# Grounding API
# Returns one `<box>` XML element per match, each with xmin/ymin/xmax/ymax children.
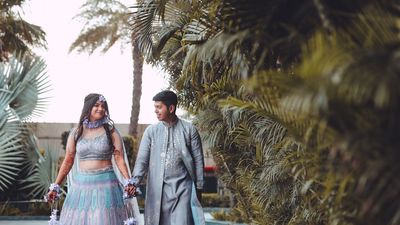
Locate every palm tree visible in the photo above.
<box><xmin>0</xmin><ymin>0</ymin><xmax>47</xmax><ymax>62</ymax></box>
<box><xmin>129</xmin><ymin>37</ymin><xmax>143</xmax><ymax>137</ymax></box>
<box><xmin>0</xmin><ymin>54</ymin><xmax>50</xmax><ymax>199</ymax></box>
<box><xmin>69</xmin><ymin>0</ymin><xmax>144</xmax><ymax>138</ymax></box>
<box><xmin>0</xmin><ymin>0</ymin><xmax>49</xmax><ymax>200</ymax></box>
<box><xmin>133</xmin><ymin>1</ymin><xmax>400</xmax><ymax>224</ymax></box>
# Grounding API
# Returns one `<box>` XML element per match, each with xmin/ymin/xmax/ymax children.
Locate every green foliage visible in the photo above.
<box><xmin>0</xmin><ymin>200</ymin><xmax>64</xmax><ymax>216</ymax></box>
<box><xmin>21</xmin><ymin>147</ymin><xmax>64</xmax><ymax>199</ymax></box>
<box><xmin>69</xmin><ymin>0</ymin><xmax>131</xmax><ymax>54</ymax></box>
<box><xmin>212</xmin><ymin>209</ymin><xmax>245</xmax><ymax>223</ymax></box>
<box><xmin>0</xmin><ymin>0</ymin><xmax>47</xmax><ymax>61</ymax></box>
<box><xmin>202</xmin><ymin>193</ymin><xmax>231</xmax><ymax>208</ymax></box>
<box><xmin>0</xmin><ymin>54</ymin><xmax>50</xmax><ymax>199</ymax></box>
<box><xmin>0</xmin><ymin>202</ymin><xmax>22</xmax><ymax>216</ymax></box>
<box><xmin>123</xmin><ymin>135</ymin><xmax>140</xmax><ymax>171</ymax></box>
<box><xmin>61</xmin><ymin>131</ymin><xmax>70</xmax><ymax>150</ymax></box>
<box><xmin>134</xmin><ymin>0</ymin><xmax>400</xmax><ymax>225</ymax></box>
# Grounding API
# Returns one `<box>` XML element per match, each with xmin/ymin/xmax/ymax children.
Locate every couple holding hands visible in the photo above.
<box><xmin>46</xmin><ymin>90</ymin><xmax>205</xmax><ymax>225</ymax></box>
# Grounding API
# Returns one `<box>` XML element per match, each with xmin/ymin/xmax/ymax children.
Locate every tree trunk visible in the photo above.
<box><xmin>128</xmin><ymin>39</ymin><xmax>144</xmax><ymax>137</ymax></box>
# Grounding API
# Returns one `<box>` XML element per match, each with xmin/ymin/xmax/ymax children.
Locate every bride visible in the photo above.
<box><xmin>46</xmin><ymin>93</ymin><xmax>141</xmax><ymax>225</ymax></box>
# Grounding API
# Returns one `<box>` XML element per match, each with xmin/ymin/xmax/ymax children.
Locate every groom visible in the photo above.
<box><xmin>132</xmin><ymin>90</ymin><xmax>205</xmax><ymax>225</ymax></box>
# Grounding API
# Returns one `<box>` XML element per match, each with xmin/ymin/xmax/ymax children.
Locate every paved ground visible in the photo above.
<box><xmin>0</xmin><ymin>213</ymin><xmax>216</xmax><ymax>225</ymax></box>
<box><xmin>0</xmin><ymin>214</ymin><xmax>145</xmax><ymax>225</ymax></box>
<box><xmin>0</xmin><ymin>221</ymin><xmax>46</xmax><ymax>225</ymax></box>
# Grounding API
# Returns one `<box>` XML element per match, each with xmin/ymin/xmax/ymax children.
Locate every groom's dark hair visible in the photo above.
<box><xmin>153</xmin><ymin>90</ymin><xmax>178</xmax><ymax>112</ymax></box>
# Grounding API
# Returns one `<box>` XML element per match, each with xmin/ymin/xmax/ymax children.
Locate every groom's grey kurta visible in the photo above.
<box><xmin>132</xmin><ymin>118</ymin><xmax>205</xmax><ymax>225</ymax></box>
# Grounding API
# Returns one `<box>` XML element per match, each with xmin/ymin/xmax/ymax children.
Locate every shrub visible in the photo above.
<box><xmin>201</xmin><ymin>193</ymin><xmax>230</xmax><ymax>208</ymax></box>
<box><xmin>211</xmin><ymin>209</ymin><xmax>245</xmax><ymax>223</ymax></box>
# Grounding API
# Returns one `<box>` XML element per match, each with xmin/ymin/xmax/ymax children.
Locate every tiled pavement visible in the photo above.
<box><xmin>0</xmin><ymin>220</ymin><xmax>46</xmax><ymax>225</ymax></box>
<box><xmin>0</xmin><ymin>213</ymin><xmax>219</xmax><ymax>225</ymax></box>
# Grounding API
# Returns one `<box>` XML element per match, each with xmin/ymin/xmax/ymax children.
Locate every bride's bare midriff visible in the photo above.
<box><xmin>79</xmin><ymin>160</ymin><xmax>112</xmax><ymax>171</ymax></box>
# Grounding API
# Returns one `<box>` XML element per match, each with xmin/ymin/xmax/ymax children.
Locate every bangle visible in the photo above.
<box><xmin>122</xmin><ymin>177</ymin><xmax>142</xmax><ymax>199</ymax></box>
<box><xmin>44</xmin><ymin>183</ymin><xmax>62</xmax><ymax>202</ymax></box>
<box><xmin>49</xmin><ymin>183</ymin><xmax>61</xmax><ymax>193</ymax></box>
<box><xmin>123</xmin><ymin>177</ymin><xmax>139</xmax><ymax>187</ymax></box>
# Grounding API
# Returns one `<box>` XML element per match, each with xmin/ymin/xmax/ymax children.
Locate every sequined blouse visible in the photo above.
<box><xmin>76</xmin><ymin>132</ymin><xmax>112</xmax><ymax>161</ymax></box>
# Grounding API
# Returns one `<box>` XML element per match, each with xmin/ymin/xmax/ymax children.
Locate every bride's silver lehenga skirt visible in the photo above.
<box><xmin>59</xmin><ymin>167</ymin><xmax>128</xmax><ymax>225</ymax></box>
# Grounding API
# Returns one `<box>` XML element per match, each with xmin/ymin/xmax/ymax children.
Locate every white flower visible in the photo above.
<box><xmin>48</xmin><ymin>209</ymin><xmax>59</xmax><ymax>225</ymax></box>
<box><xmin>124</xmin><ymin>217</ymin><xmax>137</xmax><ymax>225</ymax></box>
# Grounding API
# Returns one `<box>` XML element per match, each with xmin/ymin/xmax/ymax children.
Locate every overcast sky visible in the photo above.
<box><xmin>23</xmin><ymin>0</ymin><xmax>169</xmax><ymax>124</ymax></box>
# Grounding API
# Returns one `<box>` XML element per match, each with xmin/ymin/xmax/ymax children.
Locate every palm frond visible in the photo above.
<box><xmin>4</xmin><ymin>55</ymin><xmax>50</xmax><ymax>120</ymax></box>
<box><xmin>0</xmin><ymin>131</ymin><xmax>24</xmax><ymax>191</ymax></box>
<box><xmin>20</xmin><ymin>147</ymin><xmax>62</xmax><ymax>199</ymax></box>
<box><xmin>70</xmin><ymin>25</ymin><xmax>123</xmax><ymax>54</ymax></box>
<box><xmin>132</xmin><ymin>1</ymin><xmax>158</xmax><ymax>56</ymax></box>
<box><xmin>133</xmin><ymin>0</ymin><xmax>195</xmax><ymax>58</ymax></box>
<box><xmin>134</xmin><ymin>0</ymin><xmax>400</xmax><ymax>224</ymax></box>
<box><xmin>0</xmin><ymin>6</ymin><xmax>47</xmax><ymax>61</ymax></box>
<box><xmin>70</xmin><ymin>0</ymin><xmax>131</xmax><ymax>54</ymax></box>
<box><xmin>18</xmin><ymin>129</ymin><xmax>41</xmax><ymax>173</ymax></box>
<box><xmin>0</xmin><ymin>53</ymin><xmax>49</xmax><ymax>195</ymax></box>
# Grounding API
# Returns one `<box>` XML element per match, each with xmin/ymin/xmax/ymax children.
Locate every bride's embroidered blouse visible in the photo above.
<box><xmin>76</xmin><ymin>132</ymin><xmax>112</xmax><ymax>161</ymax></box>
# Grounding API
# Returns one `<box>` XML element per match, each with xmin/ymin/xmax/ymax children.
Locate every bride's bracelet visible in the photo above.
<box><xmin>123</xmin><ymin>177</ymin><xmax>142</xmax><ymax>199</ymax></box>
<box><xmin>44</xmin><ymin>183</ymin><xmax>62</xmax><ymax>202</ymax></box>
<box><xmin>123</xmin><ymin>177</ymin><xmax>139</xmax><ymax>188</ymax></box>
<box><xmin>124</xmin><ymin>217</ymin><xmax>137</xmax><ymax>225</ymax></box>
<box><xmin>49</xmin><ymin>183</ymin><xmax>61</xmax><ymax>193</ymax></box>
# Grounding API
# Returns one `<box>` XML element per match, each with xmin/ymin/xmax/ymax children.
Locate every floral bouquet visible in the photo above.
<box><xmin>44</xmin><ymin>183</ymin><xmax>62</xmax><ymax>225</ymax></box>
<box><xmin>48</xmin><ymin>207</ymin><xmax>60</xmax><ymax>225</ymax></box>
<box><xmin>123</xmin><ymin>198</ymin><xmax>138</xmax><ymax>225</ymax></box>
<box><xmin>124</xmin><ymin>217</ymin><xmax>137</xmax><ymax>225</ymax></box>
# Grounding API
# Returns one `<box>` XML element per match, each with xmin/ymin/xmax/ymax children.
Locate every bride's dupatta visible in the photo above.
<box><xmin>67</xmin><ymin>127</ymin><xmax>142</xmax><ymax>225</ymax></box>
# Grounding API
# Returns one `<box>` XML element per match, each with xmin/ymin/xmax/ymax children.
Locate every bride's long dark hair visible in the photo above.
<box><xmin>74</xmin><ymin>93</ymin><xmax>115</xmax><ymax>151</ymax></box>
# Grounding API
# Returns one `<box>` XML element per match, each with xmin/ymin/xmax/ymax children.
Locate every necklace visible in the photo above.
<box><xmin>83</xmin><ymin>117</ymin><xmax>108</xmax><ymax>129</ymax></box>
